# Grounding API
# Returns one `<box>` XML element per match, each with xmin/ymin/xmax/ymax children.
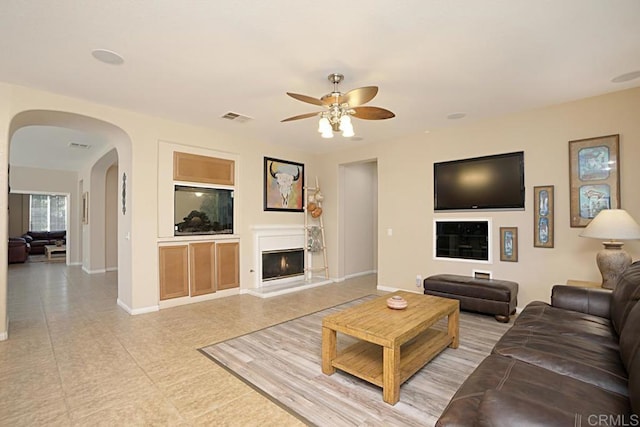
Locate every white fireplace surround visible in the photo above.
<box><xmin>252</xmin><ymin>225</ymin><xmax>306</xmax><ymax>288</ymax></box>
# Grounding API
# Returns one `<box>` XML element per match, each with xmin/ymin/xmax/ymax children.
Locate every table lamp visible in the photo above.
<box><xmin>580</xmin><ymin>209</ymin><xmax>640</xmax><ymax>289</ymax></box>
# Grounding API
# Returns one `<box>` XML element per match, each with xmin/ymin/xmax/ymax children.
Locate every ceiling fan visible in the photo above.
<box><xmin>281</xmin><ymin>73</ymin><xmax>395</xmax><ymax>138</ymax></box>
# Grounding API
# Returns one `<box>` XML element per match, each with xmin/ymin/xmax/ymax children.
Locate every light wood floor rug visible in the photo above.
<box><xmin>200</xmin><ymin>296</ymin><xmax>511</xmax><ymax>427</ymax></box>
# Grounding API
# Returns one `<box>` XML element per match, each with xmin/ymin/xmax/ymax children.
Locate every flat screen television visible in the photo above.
<box><xmin>434</xmin><ymin>151</ymin><xmax>525</xmax><ymax>211</ymax></box>
<box><xmin>174</xmin><ymin>185</ymin><xmax>234</xmax><ymax>235</ymax></box>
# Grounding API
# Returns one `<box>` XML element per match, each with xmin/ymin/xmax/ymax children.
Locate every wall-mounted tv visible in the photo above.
<box><xmin>434</xmin><ymin>151</ymin><xmax>525</xmax><ymax>211</ymax></box>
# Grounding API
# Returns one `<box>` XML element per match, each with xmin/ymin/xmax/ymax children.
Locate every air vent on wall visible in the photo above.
<box><xmin>221</xmin><ymin>112</ymin><xmax>252</xmax><ymax>123</ymax></box>
<box><xmin>68</xmin><ymin>142</ymin><xmax>92</xmax><ymax>149</ymax></box>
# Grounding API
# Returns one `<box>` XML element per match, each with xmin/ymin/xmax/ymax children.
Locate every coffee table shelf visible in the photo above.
<box><xmin>322</xmin><ymin>291</ymin><xmax>459</xmax><ymax>404</ymax></box>
<box><xmin>332</xmin><ymin>329</ymin><xmax>452</xmax><ymax>387</ymax></box>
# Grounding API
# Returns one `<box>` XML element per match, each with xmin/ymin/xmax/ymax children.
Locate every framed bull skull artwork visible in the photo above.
<box><xmin>264</xmin><ymin>157</ymin><xmax>305</xmax><ymax>212</ymax></box>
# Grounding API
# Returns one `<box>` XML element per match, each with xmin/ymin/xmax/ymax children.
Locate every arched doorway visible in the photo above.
<box><xmin>2</xmin><ymin>110</ymin><xmax>133</xmax><ymax>339</ymax></box>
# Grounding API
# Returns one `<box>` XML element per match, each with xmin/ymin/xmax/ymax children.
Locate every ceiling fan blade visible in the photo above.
<box><xmin>286</xmin><ymin>92</ymin><xmax>325</xmax><ymax>107</ymax></box>
<box><xmin>281</xmin><ymin>111</ymin><xmax>321</xmax><ymax>122</ymax></box>
<box><xmin>320</xmin><ymin>92</ymin><xmax>344</xmax><ymax>106</ymax></box>
<box><xmin>352</xmin><ymin>106</ymin><xmax>395</xmax><ymax>120</ymax></box>
<box><xmin>343</xmin><ymin>86</ymin><xmax>378</xmax><ymax>107</ymax></box>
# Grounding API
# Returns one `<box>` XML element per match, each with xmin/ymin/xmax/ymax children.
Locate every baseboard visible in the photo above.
<box><xmin>117</xmin><ymin>299</ymin><xmax>159</xmax><ymax>315</ymax></box>
<box><xmin>1</xmin><ymin>313</ymin><xmax>8</xmax><ymax>340</ymax></box>
<box><xmin>158</xmin><ymin>288</ymin><xmax>241</xmax><ymax>308</ymax></box>
<box><xmin>83</xmin><ymin>266</ymin><xmax>107</xmax><ymax>274</ymax></box>
<box><xmin>106</xmin><ymin>267</ymin><xmax>118</xmax><ymax>272</ymax></box>
<box><xmin>333</xmin><ymin>270</ymin><xmax>377</xmax><ymax>283</ymax></box>
<box><xmin>344</xmin><ymin>270</ymin><xmax>377</xmax><ymax>280</ymax></box>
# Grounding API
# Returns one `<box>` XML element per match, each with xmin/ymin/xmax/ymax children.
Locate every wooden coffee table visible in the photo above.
<box><xmin>321</xmin><ymin>291</ymin><xmax>459</xmax><ymax>405</ymax></box>
<box><xmin>44</xmin><ymin>244</ymin><xmax>66</xmax><ymax>261</ymax></box>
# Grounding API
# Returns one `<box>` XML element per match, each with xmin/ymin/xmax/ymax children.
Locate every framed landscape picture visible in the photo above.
<box><xmin>264</xmin><ymin>157</ymin><xmax>304</xmax><ymax>212</ymax></box>
<box><xmin>500</xmin><ymin>227</ymin><xmax>518</xmax><ymax>262</ymax></box>
<box><xmin>534</xmin><ymin>185</ymin><xmax>554</xmax><ymax>248</ymax></box>
<box><xmin>569</xmin><ymin>134</ymin><xmax>620</xmax><ymax>227</ymax></box>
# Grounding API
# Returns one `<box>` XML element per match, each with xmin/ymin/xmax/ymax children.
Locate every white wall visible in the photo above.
<box><xmin>105</xmin><ymin>164</ymin><xmax>118</xmax><ymax>271</ymax></box>
<box><xmin>318</xmin><ymin>87</ymin><xmax>640</xmax><ymax>307</ymax></box>
<box><xmin>341</xmin><ymin>161</ymin><xmax>377</xmax><ymax>277</ymax></box>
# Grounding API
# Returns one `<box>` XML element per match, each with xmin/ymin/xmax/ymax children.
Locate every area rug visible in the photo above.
<box><xmin>200</xmin><ymin>296</ymin><xmax>510</xmax><ymax>427</ymax></box>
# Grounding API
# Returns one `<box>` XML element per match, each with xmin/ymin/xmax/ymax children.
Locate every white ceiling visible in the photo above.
<box><xmin>2</xmin><ymin>0</ymin><xmax>640</xmax><ymax>171</ymax></box>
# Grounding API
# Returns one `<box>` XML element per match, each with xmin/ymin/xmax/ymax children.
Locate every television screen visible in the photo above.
<box><xmin>174</xmin><ymin>185</ymin><xmax>234</xmax><ymax>235</ymax></box>
<box><xmin>434</xmin><ymin>151</ymin><xmax>525</xmax><ymax>210</ymax></box>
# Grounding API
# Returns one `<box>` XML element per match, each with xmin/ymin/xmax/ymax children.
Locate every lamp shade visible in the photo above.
<box><xmin>580</xmin><ymin>209</ymin><xmax>640</xmax><ymax>240</ymax></box>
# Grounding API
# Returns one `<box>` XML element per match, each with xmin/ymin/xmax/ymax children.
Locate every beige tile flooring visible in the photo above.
<box><xmin>1</xmin><ymin>261</ymin><xmax>381</xmax><ymax>426</ymax></box>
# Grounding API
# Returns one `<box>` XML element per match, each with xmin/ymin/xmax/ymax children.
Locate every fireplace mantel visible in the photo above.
<box><xmin>252</xmin><ymin>225</ymin><xmax>305</xmax><ymax>288</ymax></box>
<box><xmin>248</xmin><ymin>225</ymin><xmax>332</xmax><ymax>298</ymax></box>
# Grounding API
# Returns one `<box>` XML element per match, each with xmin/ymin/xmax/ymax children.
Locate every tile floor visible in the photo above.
<box><xmin>1</xmin><ymin>261</ymin><xmax>381</xmax><ymax>426</ymax></box>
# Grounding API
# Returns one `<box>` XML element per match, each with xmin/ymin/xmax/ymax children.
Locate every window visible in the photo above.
<box><xmin>30</xmin><ymin>194</ymin><xmax>67</xmax><ymax>232</ymax></box>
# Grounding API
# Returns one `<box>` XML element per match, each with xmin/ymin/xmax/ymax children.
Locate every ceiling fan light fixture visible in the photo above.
<box><xmin>318</xmin><ymin>117</ymin><xmax>331</xmax><ymax>133</ymax></box>
<box><xmin>283</xmin><ymin>73</ymin><xmax>394</xmax><ymax>141</ymax></box>
<box><xmin>342</xmin><ymin>125</ymin><xmax>355</xmax><ymax>138</ymax></box>
<box><xmin>321</xmin><ymin>129</ymin><xmax>334</xmax><ymax>139</ymax></box>
<box><xmin>339</xmin><ymin>114</ymin><xmax>352</xmax><ymax>130</ymax></box>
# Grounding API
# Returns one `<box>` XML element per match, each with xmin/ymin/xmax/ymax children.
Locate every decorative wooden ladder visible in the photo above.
<box><xmin>304</xmin><ymin>177</ymin><xmax>329</xmax><ymax>281</ymax></box>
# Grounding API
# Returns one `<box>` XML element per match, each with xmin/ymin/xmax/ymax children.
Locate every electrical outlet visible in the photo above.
<box><xmin>416</xmin><ymin>274</ymin><xmax>422</xmax><ymax>288</ymax></box>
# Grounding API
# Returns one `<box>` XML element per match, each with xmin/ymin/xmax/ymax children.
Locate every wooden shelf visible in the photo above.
<box><xmin>331</xmin><ymin>329</ymin><xmax>452</xmax><ymax>387</ymax></box>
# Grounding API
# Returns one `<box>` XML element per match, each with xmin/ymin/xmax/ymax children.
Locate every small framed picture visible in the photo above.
<box><xmin>500</xmin><ymin>227</ymin><xmax>518</xmax><ymax>262</ymax></box>
<box><xmin>569</xmin><ymin>134</ymin><xmax>620</xmax><ymax>227</ymax></box>
<box><xmin>264</xmin><ymin>157</ymin><xmax>304</xmax><ymax>212</ymax></box>
<box><xmin>82</xmin><ymin>192</ymin><xmax>89</xmax><ymax>224</ymax></box>
<box><xmin>534</xmin><ymin>185</ymin><xmax>554</xmax><ymax>248</ymax></box>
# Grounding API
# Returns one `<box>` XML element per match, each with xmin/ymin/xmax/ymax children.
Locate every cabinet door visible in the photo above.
<box><xmin>216</xmin><ymin>242</ymin><xmax>239</xmax><ymax>290</ymax></box>
<box><xmin>189</xmin><ymin>242</ymin><xmax>216</xmax><ymax>296</ymax></box>
<box><xmin>159</xmin><ymin>245</ymin><xmax>189</xmax><ymax>300</ymax></box>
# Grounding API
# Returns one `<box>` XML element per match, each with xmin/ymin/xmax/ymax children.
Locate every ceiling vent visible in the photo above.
<box><xmin>221</xmin><ymin>112</ymin><xmax>252</xmax><ymax>123</ymax></box>
<box><xmin>68</xmin><ymin>142</ymin><xmax>92</xmax><ymax>149</ymax></box>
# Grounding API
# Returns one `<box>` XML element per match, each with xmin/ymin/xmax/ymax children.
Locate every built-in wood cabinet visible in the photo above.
<box><xmin>159</xmin><ymin>245</ymin><xmax>189</xmax><ymax>300</ymax></box>
<box><xmin>216</xmin><ymin>242</ymin><xmax>240</xmax><ymax>290</ymax></box>
<box><xmin>159</xmin><ymin>240</ymin><xmax>239</xmax><ymax>301</ymax></box>
<box><xmin>189</xmin><ymin>242</ymin><xmax>216</xmax><ymax>296</ymax></box>
<box><xmin>173</xmin><ymin>152</ymin><xmax>234</xmax><ymax>185</ymax></box>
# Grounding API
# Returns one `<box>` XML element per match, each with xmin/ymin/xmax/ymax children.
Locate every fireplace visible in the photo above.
<box><xmin>250</xmin><ymin>225</ymin><xmax>332</xmax><ymax>297</ymax></box>
<box><xmin>252</xmin><ymin>225</ymin><xmax>306</xmax><ymax>288</ymax></box>
<box><xmin>262</xmin><ymin>249</ymin><xmax>304</xmax><ymax>282</ymax></box>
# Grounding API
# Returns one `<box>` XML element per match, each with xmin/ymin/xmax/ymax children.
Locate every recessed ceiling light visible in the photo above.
<box><xmin>611</xmin><ymin>70</ymin><xmax>640</xmax><ymax>83</ymax></box>
<box><xmin>91</xmin><ymin>49</ymin><xmax>124</xmax><ymax>65</ymax></box>
<box><xmin>424</xmin><ymin>130</ymin><xmax>431</xmax><ymax>134</ymax></box>
<box><xmin>447</xmin><ymin>112</ymin><xmax>466</xmax><ymax>120</ymax></box>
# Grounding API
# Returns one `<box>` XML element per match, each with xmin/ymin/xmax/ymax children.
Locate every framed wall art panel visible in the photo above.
<box><xmin>534</xmin><ymin>185</ymin><xmax>554</xmax><ymax>248</ymax></box>
<box><xmin>569</xmin><ymin>134</ymin><xmax>620</xmax><ymax>227</ymax></box>
<box><xmin>264</xmin><ymin>157</ymin><xmax>304</xmax><ymax>212</ymax></box>
<box><xmin>499</xmin><ymin>227</ymin><xmax>518</xmax><ymax>262</ymax></box>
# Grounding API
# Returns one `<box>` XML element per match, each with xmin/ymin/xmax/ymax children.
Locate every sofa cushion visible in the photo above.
<box><xmin>476</xmin><ymin>390</ymin><xmax>578</xmax><ymax>427</ymax></box>
<box><xmin>28</xmin><ymin>231</ymin><xmax>50</xmax><ymax>240</ymax></box>
<box><xmin>436</xmin><ymin>355</ymin><xmax>631</xmax><ymax>426</ymax></box>
<box><xmin>611</xmin><ymin>261</ymin><xmax>640</xmax><ymax>335</ymax></box>
<box><xmin>48</xmin><ymin>230</ymin><xmax>66</xmax><ymax>239</ymax></box>
<box><xmin>619</xmin><ymin>302</ymin><xmax>640</xmax><ymax>414</ymax></box>
<box><xmin>512</xmin><ymin>301</ymin><xmax>618</xmax><ymax>349</ymax></box>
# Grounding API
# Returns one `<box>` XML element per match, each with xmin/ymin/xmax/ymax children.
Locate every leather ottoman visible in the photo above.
<box><xmin>424</xmin><ymin>274</ymin><xmax>518</xmax><ymax>322</ymax></box>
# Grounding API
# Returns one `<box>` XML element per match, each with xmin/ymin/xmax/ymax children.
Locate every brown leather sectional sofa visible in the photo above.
<box><xmin>20</xmin><ymin>230</ymin><xmax>66</xmax><ymax>255</ymax></box>
<box><xmin>437</xmin><ymin>261</ymin><xmax>640</xmax><ymax>425</ymax></box>
<box><xmin>8</xmin><ymin>237</ymin><xmax>30</xmax><ymax>263</ymax></box>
